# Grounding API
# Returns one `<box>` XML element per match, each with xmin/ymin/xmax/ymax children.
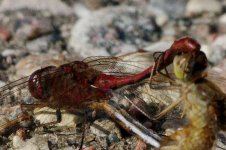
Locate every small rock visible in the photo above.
<box><xmin>215</xmin><ymin>131</ymin><xmax>226</xmax><ymax>150</ymax></box>
<box><xmin>90</xmin><ymin>119</ymin><xmax>121</xmax><ymax>139</ymax></box>
<box><xmin>13</xmin><ymin>135</ymin><xmax>48</xmax><ymax>150</ymax></box>
<box><xmin>134</xmin><ymin>140</ymin><xmax>147</xmax><ymax>150</ymax></box>
<box><xmin>150</xmin><ymin>0</ymin><xmax>187</xmax><ymax>18</ymax></box>
<box><xmin>1</xmin><ymin>49</ymin><xmax>27</xmax><ymax>57</ymax></box>
<box><xmin>107</xmin><ymin>133</ymin><xmax>120</xmax><ymax>144</ymax></box>
<box><xmin>219</xmin><ymin>13</ymin><xmax>226</xmax><ymax>24</ymax></box>
<box><xmin>34</xmin><ymin>107</ymin><xmax>81</xmax><ymax>127</ymax></box>
<box><xmin>219</xmin><ymin>13</ymin><xmax>226</xmax><ymax>33</ymax></box>
<box><xmin>0</xmin><ymin>80</ymin><xmax>5</xmax><ymax>87</ymax></box>
<box><xmin>186</xmin><ymin>0</ymin><xmax>222</xmax><ymax>16</ymax></box>
<box><xmin>83</xmin><ymin>0</ymin><xmax>122</xmax><ymax>10</ymax></box>
<box><xmin>0</xmin><ymin>26</ymin><xmax>11</xmax><ymax>41</ymax></box>
<box><xmin>15</xmin><ymin>17</ymin><xmax>53</xmax><ymax>40</ymax></box>
<box><xmin>13</xmin><ymin>135</ymin><xmax>26</xmax><ymax>149</ymax></box>
<box><xmin>145</xmin><ymin>40</ymin><xmax>173</xmax><ymax>52</ymax></box>
<box><xmin>14</xmin><ymin>54</ymin><xmax>65</xmax><ymax>78</ymax></box>
<box><xmin>0</xmin><ymin>0</ymin><xmax>73</xmax><ymax>16</ymax></box>
<box><xmin>26</xmin><ymin>36</ymin><xmax>50</xmax><ymax>52</ymax></box>
<box><xmin>63</xmin><ymin>147</ymin><xmax>76</xmax><ymax>150</ymax></box>
<box><xmin>209</xmin><ymin>35</ymin><xmax>226</xmax><ymax>64</ymax></box>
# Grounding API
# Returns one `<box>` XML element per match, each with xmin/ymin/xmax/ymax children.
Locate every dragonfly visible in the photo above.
<box><xmin>0</xmin><ymin>37</ymin><xmax>202</xmax><ymax>148</ymax></box>
<box><xmin>118</xmin><ymin>50</ymin><xmax>226</xmax><ymax>149</ymax></box>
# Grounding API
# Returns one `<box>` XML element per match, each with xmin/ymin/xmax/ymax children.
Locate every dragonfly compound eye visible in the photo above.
<box><xmin>28</xmin><ymin>66</ymin><xmax>56</xmax><ymax>100</ymax></box>
<box><xmin>188</xmin><ymin>51</ymin><xmax>207</xmax><ymax>78</ymax></box>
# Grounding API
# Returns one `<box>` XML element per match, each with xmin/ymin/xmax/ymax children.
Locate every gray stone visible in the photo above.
<box><xmin>150</xmin><ymin>0</ymin><xmax>188</xmax><ymax>18</ymax></box>
<box><xmin>69</xmin><ymin>6</ymin><xmax>162</xmax><ymax>57</ymax></box>
<box><xmin>0</xmin><ymin>0</ymin><xmax>73</xmax><ymax>16</ymax></box>
<box><xmin>90</xmin><ymin>119</ymin><xmax>121</xmax><ymax>138</ymax></box>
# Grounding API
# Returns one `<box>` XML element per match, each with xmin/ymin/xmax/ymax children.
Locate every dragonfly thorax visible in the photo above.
<box><xmin>28</xmin><ymin>66</ymin><xmax>57</xmax><ymax>100</ymax></box>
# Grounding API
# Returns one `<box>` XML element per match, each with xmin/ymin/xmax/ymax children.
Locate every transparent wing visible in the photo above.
<box><xmin>207</xmin><ymin>69</ymin><xmax>226</xmax><ymax>94</ymax></box>
<box><xmin>114</xmin><ymin>73</ymin><xmax>181</xmax><ymax>119</ymax></box>
<box><xmin>0</xmin><ymin>76</ymin><xmax>31</xmax><ymax>106</ymax></box>
<box><xmin>83</xmin><ymin>52</ymin><xmax>154</xmax><ymax>76</ymax></box>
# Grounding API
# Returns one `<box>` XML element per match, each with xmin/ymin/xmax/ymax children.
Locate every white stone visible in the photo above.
<box><xmin>209</xmin><ymin>35</ymin><xmax>226</xmax><ymax>64</ymax></box>
<box><xmin>13</xmin><ymin>135</ymin><xmax>26</xmax><ymax>149</ymax></box>
<box><xmin>15</xmin><ymin>54</ymin><xmax>65</xmax><ymax>78</ymax></box>
<box><xmin>34</xmin><ymin>107</ymin><xmax>81</xmax><ymax>127</ymax></box>
<box><xmin>13</xmin><ymin>135</ymin><xmax>48</xmax><ymax>150</ymax></box>
<box><xmin>219</xmin><ymin>13</ymin><xmax>226</xmax><ymax>24</ymax></box>
<box><xmin>186</xmin><ymin>0</ymin><xmax>222</xmax><ymax>16</ymax></box>
<box><xmin>145</xmin><ymin>41</ymin><xmax>173</xmax><ymax>52</ymax></box>
<box><xmin>0</xmin><ymin>0</ymin><xmax>73</xmax><ymax>16</ymax></box>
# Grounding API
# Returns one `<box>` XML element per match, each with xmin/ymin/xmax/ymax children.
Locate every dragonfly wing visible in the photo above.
<box><xmin>207</xmin><ymin>68</ymin><xmax>226</xmax><ymax>94</ymax></box>
<box><xmin>83</xmin><ymin>52</ymin><xmax>155</xmax><ymax>76</ymax></box>
<box><xmin>114</xmin><ymin>75</ymin><xmax>181</xmax><ymax>119</ymax></box>
<box><xmin>0</xmin><ymin>76</ymin><xmax>32</xmax><ymax>106</ymax></box>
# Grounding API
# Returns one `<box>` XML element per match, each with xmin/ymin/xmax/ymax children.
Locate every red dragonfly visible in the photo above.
<box><xmin>0</xmin><ymin>37</ymin><xmax>201</xmax><ymax>148</ymax></box>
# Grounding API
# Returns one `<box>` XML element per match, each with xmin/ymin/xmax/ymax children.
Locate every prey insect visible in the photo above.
<box><xmin>153</xmin><ymin>51</ymin><xmax>226</xmax><ymax>150</ymax></box>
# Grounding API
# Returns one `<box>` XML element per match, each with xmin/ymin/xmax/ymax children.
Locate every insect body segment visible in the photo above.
<box><xmin>159</xmin><ymin>51</ymin><xmax>225</xmax><ymax>150</ymax></box>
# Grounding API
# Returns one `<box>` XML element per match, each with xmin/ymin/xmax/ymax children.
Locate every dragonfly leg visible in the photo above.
<box><xmin>20</xmin><ymin>103</ymin><xmax>48</xmax><ymax>111</ymax></box>
<box><xmin>79</xmin><ymin>110</ymin><xmax>88</xmax><ymax>150</ymax></box>
<box><xmin>21</xmin><ymin>103</ymin><xmax>62</xmax><ymax>124</ymax></box>
<box><xmin>154</xmin><ymin>85</ymin><xmax>193</xmax><ymax>120</ymax></box>
<box><xmin>150</xmin><ymin>52</ymin><xmax>174</xmax><ymax>84</ymax></box>
<box><xmin>90</xmin><ymin>102</ymin><xmax>161</xmax><ymax>148</ymax></box>
<box><xmin>149</xmin><ymin>52</ymin><xmax>172</xmax><ymax>84</ymax></box>
<box><xmin>154</xmin><ymin>97</ymin><xmax>183</xmax><ymax>120</ymax></box>
<box><xmin>149</xmin><ymin>52</ymin><xmax>161</xmax><ymax>83</ymax></box>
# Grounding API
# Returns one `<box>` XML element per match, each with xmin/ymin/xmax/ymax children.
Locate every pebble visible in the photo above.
<box><xmin>0</xmin><ymin>26</ymin><xmax>11</xmax><ymax>41</ymax></box>
<box><xmin>186</xmin><ymin>0</ymin><xmax>222</xmax><ymax>16</ymax></box>
<box><xmin>218</xmin><ymin>13</ymin><xmax>226</xmax><ymax>33</ymax></box>
<box><xmin>0</xmin><ymin>0</ymin><xmax>73</xmax><ymax>16</ymax></box>
<box><xmin>145</xmin><ymin>40</ymin><xmax>173</xmax><ymax>52</ymax></box>
<box><xmin>0</xmin><ymin>80</ymin><xmax>5</xmax><ymax>87</ymax></box>
<box><xmin>209</xmin><ymin>35</ymin><xmax>226</xmax><ymax>64</ymax></box>
<box><xmin>14</xmin><ymin>54</ymin><xmax>65</xmax><ymax>78</ymax></box>
<box><xmin>90</xmin><ymin>119</ymin><xmax>121</xmax><ymax>139</ymax></box>
<box><xmin>13</xmin><ymin>135</ymin><xmax>48</xmax><ymax>150</ymax></box>
<box><xmin>26</xmin><ymin>36</ymin><xmax>50</xmax><ymax>52</ymax></box>
<box><xmin>1</xmin><ymin>49</ymin><xmax>27</xmax><ymax>57</ymax></box>
<box><xmin>15</xmin><ymin>17</ymin><xmax>53</xmax><ymax>40</ymax></box>
<box><xmin>219</xmin><ymin>13</ymin><xmax>226</xmax><ymax>24</ymax></box>
<box><xmin>150</xmin><ymin>0</ymin><xmax>187</xmax><ymax>18</ymax></box>
<box><xmin>33</xmin><ymin>107</ymin><xmax>81</xmax><ymax>127</ymax></box>
<box><xmin>13</xmin><ymin>135</ymin><xmax>27</xmax><ymax>149</ymax></box>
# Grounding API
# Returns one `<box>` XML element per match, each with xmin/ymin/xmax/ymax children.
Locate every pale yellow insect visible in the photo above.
<box><xmin>157</xmin><ymin>52</ymin><xmax>226</xmax><ymax>150</ymax></box>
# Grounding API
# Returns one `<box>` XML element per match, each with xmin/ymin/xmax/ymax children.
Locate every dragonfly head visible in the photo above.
<box><xmin>173</xmin><ymin>51</ymin><xmax>207</xmax><ymax>81</ymax></box>
<box><xmin>28</xmin><ymin>66</ymin><xmax>56</xmax><ymax>100</ymax></box>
